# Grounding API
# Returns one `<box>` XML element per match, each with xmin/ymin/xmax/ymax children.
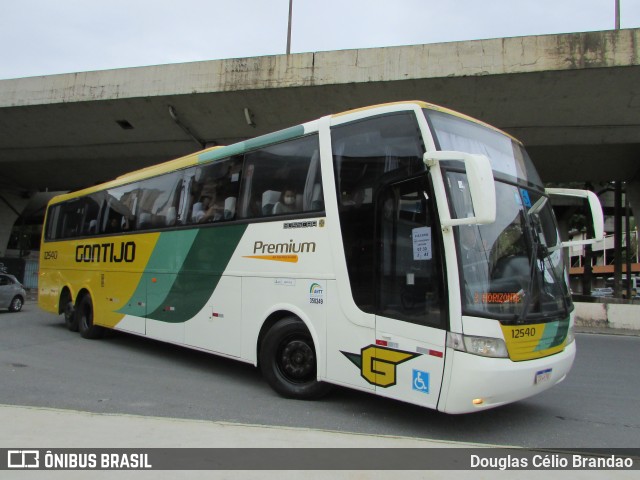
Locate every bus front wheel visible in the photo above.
<box><xmin>259</xmin><ymin>317</ymin><xmax>332</xmax><ymax>399</ymax></box>
<box><xmin>77</xmin><ymin>295</ymin><xmax>105</xmax><ymax>340</ymax></box>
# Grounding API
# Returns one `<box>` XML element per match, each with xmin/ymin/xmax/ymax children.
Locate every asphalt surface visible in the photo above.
<box><xmin>0</xmin><ymin>304</ymin><xmax>640</xmax><ymax>479</ymax></box>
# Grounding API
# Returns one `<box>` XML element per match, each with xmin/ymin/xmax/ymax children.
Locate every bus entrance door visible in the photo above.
<box><xmin>374</xmin><ymin>178</ymin><xmax>446</xmax><ymax>408</ymax></box>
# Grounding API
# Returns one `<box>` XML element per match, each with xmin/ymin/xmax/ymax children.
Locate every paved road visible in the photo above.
<box><xmin>1</xmin><ymin>304</ymin><xmax>639</xmax><ymax>449</ymax></box>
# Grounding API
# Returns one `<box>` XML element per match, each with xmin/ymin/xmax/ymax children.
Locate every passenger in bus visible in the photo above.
<box><xmin>273</xmin><ymin>189</ymin><xmax>298</xmax><ymax>214</ymax></box>
<box><xmin>121</xmin><ymin>216</ymin><xmax>133</xmax><ymax>231</ymax></box>
<box><xmin>194</xmin><ymin>195</ymin><xmax>223</xmax><ymax>223</ymax></box>
<box><xmin>191</xmin><ymin>178</ymin><xmax>223</xmax><ymax>222</ymax></box>
<box><xmin>106</xmin><ymin>216</ymin><xmax>132</xmax><ymax>233</ymax></box>
<box><xmin>342</xmin><ymin>188</ymin><xmax>365</xmax><ymax>207</ymax></box>
<box><xmin>105</xmin><ymin>217</ymin><xmax>121</xmax><ymax>233</ymax></box>
<box><xmin>192</xmin><ymin>196</ymin><xmax>209</xmax><ymax>222</ymax></box>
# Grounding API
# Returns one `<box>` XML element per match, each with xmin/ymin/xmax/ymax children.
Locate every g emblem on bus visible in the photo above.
<box><xmin>341</xmin><ymin>345</ymin><xmax>419</xmax><ymax>388</ymax></box>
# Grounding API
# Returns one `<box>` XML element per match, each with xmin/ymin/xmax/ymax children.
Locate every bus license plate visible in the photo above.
<box><xmin>535</xmin><ymin>368</ymin><xmax>552</xmax><ymax>384</ymax></box>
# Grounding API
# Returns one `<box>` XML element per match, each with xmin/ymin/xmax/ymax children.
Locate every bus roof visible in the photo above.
<box><xmin>49</xmin><ymin>100</ymin><xmax>520</xmax><ymax>205</ymax></box>
<box><xmin>333</xmin><ymin>100</ymin><xmax>520</xmax><ymax>143</ymax></box>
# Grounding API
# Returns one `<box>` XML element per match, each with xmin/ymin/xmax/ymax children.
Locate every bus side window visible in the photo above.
<box><xmin>239</xmin><ymin>134</ymin><xmax>321</xmax><ymax>219</ymax></box>
<box><xmin>190</xmin><ymin>156</ymin><xmax>242</xmax><ymax>224</ymax></box>
<box><xmin>80</xmin><ymin>194</ymin><xmax>101</xmax><ymax>236</ymax></box>
<box><xmin>44</xmin><ymin>205</ymin><xmax>61</xmax><ymax>241</ymax></box>
<box><xmin>58</xmin><ymin>199</ymin><xmax>86</xmax><ymax>239</ymax></box>
<box><xmin>101</xmin><ymin>183</ymin><xmax>139</xmax><ymax>233</ymax></box>
<box><xmin>136</xmin><ymin>172</ymin><xmax>182</xmax><ymax>229</ymax></box>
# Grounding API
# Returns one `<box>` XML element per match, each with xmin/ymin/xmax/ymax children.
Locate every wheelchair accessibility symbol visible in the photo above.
<box><xmin>412</xmin><ymin>369</ymin><xmax>430</xmax><ymax>394</ymax></box>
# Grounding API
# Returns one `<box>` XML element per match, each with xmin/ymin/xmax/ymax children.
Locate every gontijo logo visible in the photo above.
<box><xmin>341</xmin><ymin>345</ymin><xmax>420</xmax><ymax>387</ymax></box>
<box><xmin>75</xmin><ymin>241</ymin><xmax>136</xmax><ymax>263</ymax></box>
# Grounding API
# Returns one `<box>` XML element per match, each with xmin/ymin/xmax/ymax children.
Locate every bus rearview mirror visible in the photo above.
<box><xmin>424</xmin><ymin>151</ymin><xmax>496</xmax><ymax>227</ymax></box>
<box><xmin>546</xmin><ymin>188</ymin><xmax>605</xmax><ymax>248</ymax></box>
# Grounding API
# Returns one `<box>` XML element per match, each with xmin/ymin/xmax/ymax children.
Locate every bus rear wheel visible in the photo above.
<box><xmin>77</xmin><ymin>294</ymin><xmax>105</xmax><ymax>340</ymax></box>
<box><xmin>259</xmin><ymin>317</ymin><xmax>332</xmax><ymax>399</ymax></box>
<box><xmin>64</xmin><ymin>300</ymin><xmax>78</xmax><ymax>331</ymax></box>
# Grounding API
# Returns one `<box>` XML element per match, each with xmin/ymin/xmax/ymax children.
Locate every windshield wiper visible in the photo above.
<box><xmin>538</xmin><ymin>237</ymin><xmax>571</xmax><ymax>318</ymax></box>
<box><xmin>518</xmin><ymin>199</ymin><xmax>548</xmax><ymax>322</ymax></box>
<box><xmin>518</xmin><ymin>223</ymin><xmax>539</xmax><ymax>322</ymax></box>
<box><xmin>518</xmin><ymin>197</ymin><xmax>569</xmax><ymax>322</ymax></box>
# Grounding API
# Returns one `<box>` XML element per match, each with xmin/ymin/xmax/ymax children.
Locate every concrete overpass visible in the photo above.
<box><xmin>1</xmin><ymin>28</ymin><xmax>639</xmax><ymax>256</ymax></box>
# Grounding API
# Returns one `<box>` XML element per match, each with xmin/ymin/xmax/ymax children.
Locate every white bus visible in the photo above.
<box><xmin>39</xmin><ymin>101</ymin><xmax>603</xmax><ymax>413</ymax></box>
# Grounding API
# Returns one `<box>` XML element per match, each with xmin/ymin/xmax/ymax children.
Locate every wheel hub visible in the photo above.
<box><xmin>280</xmin><ymin>339</ymin><xmax>314</xmax><ymax>380</ymax></box>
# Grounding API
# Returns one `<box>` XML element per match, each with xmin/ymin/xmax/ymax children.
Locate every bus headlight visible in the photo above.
<box><xmin>447</xmin><ymin>332</ymin><xmax>509</xmax><ymax>358</ymax></box>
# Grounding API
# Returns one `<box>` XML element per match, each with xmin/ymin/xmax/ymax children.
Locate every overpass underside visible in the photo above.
<box><xmin>0</xmin><ymin>28</ymin><xmax>639</xmax><ymax>264</ymax></box>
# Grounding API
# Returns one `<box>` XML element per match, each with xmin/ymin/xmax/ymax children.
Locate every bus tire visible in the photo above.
<box><xmin>64</xmin><ymin>300</ymin><xmax>78</xmax><ymax>331</ymax></box>
<box><xmin>77</xmin><ymin>294</ymin><xmax>105</xmax><ymax>340</ymax></box>
<box><xmin>259</xmin><ymin>317</ymin><xmax>332</xmax><ymax>399</ymax></box>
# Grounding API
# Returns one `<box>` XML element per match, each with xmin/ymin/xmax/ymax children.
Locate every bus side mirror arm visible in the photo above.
<box><xmin>546</xmin><ymin>188</ymin><xmax>605</xmax><ymax>248</ymax></box>
<box><xmin>424</xmin><ymin>151</ymin><xmax>496</xmax><ymax>227</ymax></box>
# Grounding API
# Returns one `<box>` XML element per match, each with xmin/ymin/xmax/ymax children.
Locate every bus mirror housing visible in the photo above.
<box><xmin>546</xmin><ymin>188</ymin><xmax>604</xmax><ymax>247</ymax></box>
<box><xmin>424</xmin><ymin>151</ymin><xmax>496</xmax><ymax>227</ymax></box>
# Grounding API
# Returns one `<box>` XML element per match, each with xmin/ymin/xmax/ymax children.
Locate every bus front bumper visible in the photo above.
<box><xmin>438</xmin><ymin>340</ymin><xmax>576</xmax><ymax>414</ymax></box>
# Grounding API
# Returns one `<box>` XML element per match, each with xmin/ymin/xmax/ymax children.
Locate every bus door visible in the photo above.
<box><xmin>374</xmin><ymin>177</ymin><xmax>447</xmax><ymax>408</ymax></box>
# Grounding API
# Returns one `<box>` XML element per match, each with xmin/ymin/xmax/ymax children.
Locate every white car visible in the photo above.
<box><xmin>0</xmin><ymin>274</ymin><xmax>26</xmax><ymax>312</ymax></box>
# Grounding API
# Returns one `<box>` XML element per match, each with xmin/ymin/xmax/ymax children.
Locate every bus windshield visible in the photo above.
<box><xmin>424</xmin><ymin>109</ymin><xmax>571</xmax><ymax>322</ymax></box>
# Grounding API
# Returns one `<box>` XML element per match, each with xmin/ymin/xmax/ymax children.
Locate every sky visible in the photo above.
<box><xmin>0</xmin><ymin>0</ymin><xmax>638</xmax><ymax>80</ymax></box>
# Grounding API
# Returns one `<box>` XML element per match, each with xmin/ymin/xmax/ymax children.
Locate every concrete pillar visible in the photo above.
<box><xmin>628</xmin><ymin>180</ymin><xmax>640</xmax><ymax>229</ymax></box>
<box><xmin>0</xmin><ymin>192</ymin><xmax>30</xmax><ymax>257</ymax></box>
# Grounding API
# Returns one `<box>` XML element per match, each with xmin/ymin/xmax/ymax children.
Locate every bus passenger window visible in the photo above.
<box><xmin>190</xmin><ymin>156</ymin><xmax>242</xmax><ymax>223</ymax></box>
<box><xmin>239</xmin><ymin>134</ymin><xmax>322</xmax><ymax>219</ymax></box>
<box><xmin>80</xmin><ymin>195</ymin><xmax>101</xmax><ymax>236</ymax></box>
<box><xmin>93</xmin><ymin>182</ymin><xmax>139</xmax><ymax>233</ymax></box>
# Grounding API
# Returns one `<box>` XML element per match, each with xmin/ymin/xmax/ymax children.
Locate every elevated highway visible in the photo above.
<box><xmin>0</xmin><ymin>28</ymin><xmax>639</xmax><ymax>255</ymax></box>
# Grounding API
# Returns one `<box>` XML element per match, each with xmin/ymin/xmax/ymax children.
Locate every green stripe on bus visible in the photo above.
<box><xmin>197</xmin><ymin>125</ymin><xmax>305</xmax><ymax>163</ymax></box>
<box><xmin>535</xmin><ymin>318</ymin><xmax>569</xmax><ymax>351</ymax></box>
<box><xmin>117</xmin><ymin>230</ymin><xmax>199</xmax><ymax>317</ymax></box>
<box><xmin>146</xmin><ymin>224</ymin><xmax>247</xmax><ymax>323</ymax></box>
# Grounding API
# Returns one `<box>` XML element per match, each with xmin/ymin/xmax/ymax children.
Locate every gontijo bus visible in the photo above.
<box><xmin>39</xmin><ymin>101</ymin><xmax>603</xmax><ymax>413</ymax></box>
